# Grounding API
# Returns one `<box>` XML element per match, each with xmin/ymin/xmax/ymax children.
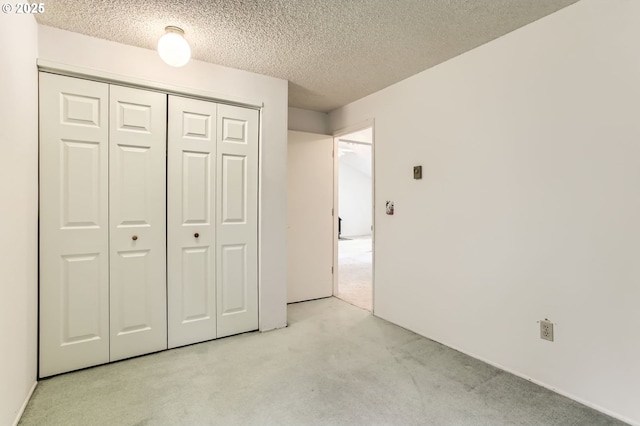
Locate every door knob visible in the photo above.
<box><xmin>194</xmin><ymin>233</ymin><xmax>199</xmax><ymax>238</ymax></box>
<box><xmin>132</xmin><ymin>235</ymin><xmax>138</xmax><ymax>241</ymax></box>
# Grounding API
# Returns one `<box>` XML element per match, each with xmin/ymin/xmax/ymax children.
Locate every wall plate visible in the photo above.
<box><xmin>540</xmin><ymin>319</ymin><xmax>554</xmax><ymax>342</ymax></box>
<box><xmin>386</xmin><ymin>201</ymin><xmax>394</xmax><ymax>215</ymax></box>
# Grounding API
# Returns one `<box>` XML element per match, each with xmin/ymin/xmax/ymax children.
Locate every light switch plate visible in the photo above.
<box><xmin>413</xmin><ymin>165</ymin><xmax>422</xmax><ymax>179</ymax></box>
<box><xmin>386</xmin><ymin>201</ymin><xmax>394</xmax><ymax>215</ymax></box>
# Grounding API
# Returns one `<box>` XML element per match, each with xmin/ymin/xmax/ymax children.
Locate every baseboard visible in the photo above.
<box><xmin>259</xmin><ymin>322</ymin><xmax>287</xmax><ymax>333</ymax></box>
<box><xmin>459</xmin><ymin>350</ymin><xmax>639</xmax><ymax>426</ymax></box>
<box><xmin>12</xmin><ymin>381</ymin><xmax>37</xmax><ymax>426</ymax></box>
<box><xmin>373</xmin><ymin>312</ymin><xmax>638</xmax><ymax>426</ymax></box>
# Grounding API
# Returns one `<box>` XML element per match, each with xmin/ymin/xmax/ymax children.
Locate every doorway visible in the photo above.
<box><xmin>334</xmin><ymin>127</ymin><xmax>373</xmax><ymax>311</ymax></box>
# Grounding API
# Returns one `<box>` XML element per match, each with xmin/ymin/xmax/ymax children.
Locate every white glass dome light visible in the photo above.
<box><xmin>158</xmin><ymin>26</ymin><xmax>191</xmax><ymax>67</ymax></box>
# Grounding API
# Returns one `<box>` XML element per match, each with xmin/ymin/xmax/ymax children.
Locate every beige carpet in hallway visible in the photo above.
<box><xmin>336</xmin><ymin>235</ymin><xmax>372</xmax><ymax>311</ymax></box>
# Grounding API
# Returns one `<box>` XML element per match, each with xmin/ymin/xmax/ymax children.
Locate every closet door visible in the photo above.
<box><xmin>109</xmin><ymin>85</ymin><xmax>167</xmax><ymax>361</ymax></box>
<box><xmin>216</xmin><ymin>104</ymin><xmax>259</xmax><ymax>337</ymax></box>
<box><xmin>167</xmin><ymin>95</ymin><xmax>217</xmax><ymax>348</ymax></box>
<box><xmin>39</xmin><ymin>73</ymin><xmax>110</xmax><ymax>377</ymax></box>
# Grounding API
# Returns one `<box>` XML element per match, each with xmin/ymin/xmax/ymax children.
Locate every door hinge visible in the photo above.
<box><xmin>331</xmin><ymin>266</ymin><xmax>334</xmax><ymax>274</ymax></box>
<box><xmin>331</xmin><ymin>208</ymin><xmax>334</xmax><ymax>216</ymax></box>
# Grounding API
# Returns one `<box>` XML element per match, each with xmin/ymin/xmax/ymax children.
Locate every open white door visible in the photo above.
<box><xmin>287</xmin><ymin>131</ymin><xmax>334</xmax><ymax>303</ymax></box>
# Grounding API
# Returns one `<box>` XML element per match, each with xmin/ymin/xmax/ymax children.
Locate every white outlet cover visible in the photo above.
<box><xmin>540</xmin><ymin>320</ymin><xmax>554</xmax><ymax>342</ymax></box>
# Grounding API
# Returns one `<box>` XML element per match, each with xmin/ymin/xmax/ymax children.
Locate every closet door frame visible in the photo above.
<box><xmin>38</xmin><ymin>66</ymin><xmax>263</xmax><ymax>377</ymax></box>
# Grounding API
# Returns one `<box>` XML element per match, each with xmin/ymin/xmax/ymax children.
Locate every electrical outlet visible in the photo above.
<box><xmin>540</xmin><ymin>319</ymin><xmax>554</xmax><ymax>342</ymax></box>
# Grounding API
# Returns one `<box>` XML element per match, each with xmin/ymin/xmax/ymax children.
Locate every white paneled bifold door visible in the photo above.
<box><xmin>167</xmin><ymin>97</ymin><xmax>259</xmax><ymax>347</ymax></box>
<box><xmin>109</xmin><ymin>85</ymin><xmax>167</xmax><ymax>361</ymax></box>
<box><xmin>39</xmin><ymin>73</ymin><xmax>259</xmax><ymax>377</ymax></box>
<box><xmin>216</xmin><ymin>104</ymin><xmax>259</xmax><ymax>338</ymax></box>
<box><xmin>167</xmin><ymin>96</ymin><xmax>218</xmax><ymax>348</ymax></box>
<box><xmin>39</xmin><ymin>73</ymin><xmax>110</xmax><ymax>377</ymax></box>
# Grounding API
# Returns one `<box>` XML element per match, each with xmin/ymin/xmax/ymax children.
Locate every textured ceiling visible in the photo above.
<box><xmin>36</xmin><ymin>0</ymin><xmax>579</xmax><ymax>112</ymax></box>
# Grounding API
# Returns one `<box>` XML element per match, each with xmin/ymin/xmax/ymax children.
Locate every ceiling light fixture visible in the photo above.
<box><xmin>158</xmin><ymin>26</ymin><xmax>191</xmax><ymax>67</ymax></box>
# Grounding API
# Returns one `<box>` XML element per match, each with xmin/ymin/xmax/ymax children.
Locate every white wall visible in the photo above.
<box><xmin>339</xmin><ymin>145</ymin><xmax>372</xmax><ymax>237</ymax></box>
<box><xmin>37</xmin><ymin>26</ymin><xmax>288</xmax><ymax>332</ymax></box>
<box><xmin>329</xmin><ymin>0</ymin><xmax>640</xmax><ymax>424</ymax></box>
<box><xmin>0</xmin><ymin>14</ymin><xmax>39</xmax><ymax>426</ymax></box>
<box><xmin>288</xmin><ymin>107</ymin><xmax>330</xmax><ymax>134</ymax></box>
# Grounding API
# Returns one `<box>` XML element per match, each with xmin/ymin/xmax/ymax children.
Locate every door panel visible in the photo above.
<box><xmin>181</xmin><ymin>247</ymin><xmax>210</xmax><ymax>321</ymax></box>
<box><xmin>114</xmin><ymin>144</ymin><xmax>152</xmax><ymax>223</ymax></box>
<box><xmin>60</xmin><ymin>254</ymin><xmax>103</xmax><ymax>344</ymax></box>
<box><xmin>221</xmin><ymin>155</ymin><xmax>247</xmax><ymax>223</ymax></box>
<box><xmin>182</xmin><ymin>151</ymin><xmax>210</xmax><ymax>223</ymax></box>
<box><xmin>220</xmin><ymin>244</ymin><xmax>247</xmax><ymax>314</ymax></box>
<box><xmin>109</xmin><ymin>85</ymin><xmax>167</xmax><ymax>361</ymax></box>
<box><xmin>113</xmin><ymin>249</ymin><xmax>153</xmax><ymax>334</ymax></box>
<box><xmin>167</xmin><ymin>95</ymin><xmax>217</xmax><ymax>348</ymax></box>
<box><xmin>216</xmin><ymin>104</ymin><xmax>259</xmax><ymax>338</ymax></box>
<box><xmin>287</xmin><ymin>131</ymin><xmax>334</xmax><ymax>303</ymax></box>
<box><xmin>39</xmin><ymin>73</ymin><xmax>110</xmax><ymax>377</ymax></box>
<box><xmin>61</xmin><ymin>140</ymin><xmax>102</xmax><ymax>227</ymax></box>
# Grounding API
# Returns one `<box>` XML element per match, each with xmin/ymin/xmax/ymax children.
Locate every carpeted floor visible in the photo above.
<box><xmin>19</xmin><ymin>297</ymin><xmax>627</xmax><ymax>426</ymax></box>
<box><xmin>336</xmin><ymin>235</ymin><xmax>372</xmax><ymax>311</ymax></box>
